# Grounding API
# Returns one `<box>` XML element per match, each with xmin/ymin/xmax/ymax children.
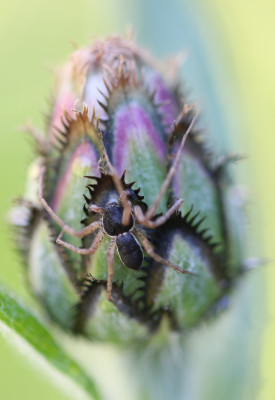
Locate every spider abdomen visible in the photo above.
<box><xmin>116</xmin><ymin>232</ymin><xmax>143</xmax><ymax>270</ymax></box>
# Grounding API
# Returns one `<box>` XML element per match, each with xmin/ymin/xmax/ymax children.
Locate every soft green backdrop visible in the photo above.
<box><xmin>0</xmin><ymin>0</ymin><xmax>274</xmax><ymax>399</ymax></box>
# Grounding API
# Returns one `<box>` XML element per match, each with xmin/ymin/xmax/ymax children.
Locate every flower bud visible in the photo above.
<box><xmin>12</xmin><ymin>36</ymin><xmax>245</xmax><ymax>343</ymax></box>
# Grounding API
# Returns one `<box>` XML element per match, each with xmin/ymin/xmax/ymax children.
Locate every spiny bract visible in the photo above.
<box><xmin>11</xmin><ymin>36</ymin><xmax>245</xmax><ymax>343</ymax></box>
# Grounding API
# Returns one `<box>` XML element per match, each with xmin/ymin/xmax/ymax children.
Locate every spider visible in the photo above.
<box><xmin>39</xmin><ymin>106</ymin><xmax>197</xmax><ymax>302</ymax></box>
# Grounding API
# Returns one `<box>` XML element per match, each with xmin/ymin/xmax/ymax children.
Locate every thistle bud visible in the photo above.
<box><xmin>12</xmin><ymin>36</ymin><xmax>245</xmax><ymax>343</ymax></box>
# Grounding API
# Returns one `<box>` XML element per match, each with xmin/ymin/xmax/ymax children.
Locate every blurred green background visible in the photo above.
<box><xmin>0</xmin><ymin>0</ymin><xmax>274</xmax><ymax>399</ymax></box>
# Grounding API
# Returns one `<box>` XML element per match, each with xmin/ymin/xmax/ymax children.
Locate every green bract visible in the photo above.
<box><xmin>12</xmin><ymin>36</ymin><xmax>245</xmax><ymax>344</ymax></box>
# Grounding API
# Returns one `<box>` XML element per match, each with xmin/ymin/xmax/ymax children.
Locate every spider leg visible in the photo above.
<box><xmin>39</xmin><ymin>166</ymin><xmax>101</xmax><ymax>238</ymax></box>
<box><xmin>119</xmin><ymin>190</ymin><xmax>132</xmax><ymax>226</ymax></box>
<box><xmin>134</xmin><ymin>228</ymin><xmax>195</xmax><ymax>276</ymax></box>
<box><xmin>107</xmin><ymin>239</ymin><xmax>116</xmax><ymax>303</ymax></box>
<box><xmin>136</xmin><ymin>107</ymin><xmax>197</xmax><ymax>227</ymax></box>
<box><xmin>56</xmin><ymin>229</ymin><xmax>104</xmax><ymax>255</ymax></box>
<box><xmin>133</xmin><ymin>198</ymin><xmax>184</xmax><ymax>229</ymax></box>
